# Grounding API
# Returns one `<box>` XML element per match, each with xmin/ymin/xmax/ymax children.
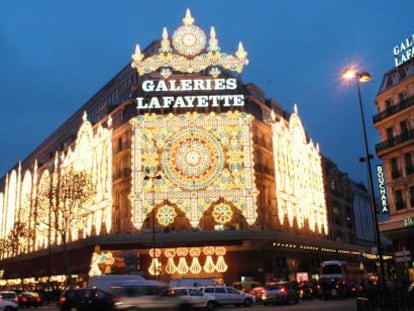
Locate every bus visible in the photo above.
<box><xmin>320</xmin><ymin>260</ymin><xmax>360</xmax><ymax>283</ymax></box>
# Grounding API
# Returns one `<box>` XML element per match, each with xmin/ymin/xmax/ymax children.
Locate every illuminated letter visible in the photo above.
<box><xmin>173</xmin><ymin>96</ymin><xmax>187</xmax><ymax>108</ymax></box>
<box><xmin>155</xmin><ymin>80</ymin><xmax>168</xmax><ymax>92</ymax></box>
<box><xmin>393</xmin><ymin>45</ymin><xmax>400</xmax><ymax>56</ymax></box>
<box><xmin>221</xmin><ymin>95</ymin><xmax>232</xmax><ymax>107</ymax></box>
<box><xmin>162</xmin><ymin>97</ymin><xmax>175</xmax><ymax>108</ymax></box>
<box><xmin>181</xmin><ymin>80</ymin><xmax>193</xmax><ymax>91</ymax></box>
<box><xmin>142</xmin><ymin>80</ymin><xmax>155</xmax><ymax>92</ymax></box>
<box><xmin>226</xmin><ymin>78</ymin><xmax>237</xmax><ymax>90</ymax></box>
<box><xmin>136</xmin><ymin>97</ymin><xmax>148</xmax><ymax>109</ymax></box>
<box><xmin>209</xmin><ymin>95</ymin><xmax>220</xmax><ymax>107</ymax></box>
<box><xmin>193</xmin><ymin>79</ymin><xmax>205</xmax><ymax>90</ymax></box>
<box><xmin>169</xmin><ymin>80</ymin><xmax>180</xmax><ymax>91</ymax></box>
<box><xmin>148</xmin><ymin>97</ymin><xmax>161</xmax><ymax>109</ymax></box>
<box><xmin>215</xmin><ymin>79</ymin><xmax>226</xmax><ymax>90</ymax></box>
<box><xmin>184</xmin><ymin>96</ymin><xmax>196</xmax><ymax>107</ymax></box>
<box><xmin>233</xmin><ymin>95</ymin><xmax>245</xmax><ymax>106</ymax></box>
<box><xmin>197</xmin><ymin>96</ymin><xmax>209</xmax><ymax>107</ymax></box>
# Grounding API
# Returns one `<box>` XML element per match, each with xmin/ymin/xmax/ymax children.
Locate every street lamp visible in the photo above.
<box><xmin>342</xmin><ymin>67</ymin><xmax>386</xmax><ymax>284</ymax></box>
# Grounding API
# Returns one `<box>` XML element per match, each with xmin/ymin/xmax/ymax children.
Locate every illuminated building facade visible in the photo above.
<box><xmin>0</xmin><ymin>10</ymin><xmax>371</xmax><ymax>287</ymax></box>
<box><xmin>375</xmin><ymin>34</ymin><xmax>414</xmax><ymax>279</ymax></box>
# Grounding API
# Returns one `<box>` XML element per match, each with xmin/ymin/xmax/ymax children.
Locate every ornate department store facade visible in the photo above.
<box><xmin>0</xmin><ymin>10</ymin><xmax>368</xmax><ymax>287</ymax></box>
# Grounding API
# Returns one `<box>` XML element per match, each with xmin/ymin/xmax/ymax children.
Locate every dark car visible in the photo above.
<box><xmin>57</xmin><ymin>288</ymin><xmax>118</xmax><ymax>311</ymax></box>
<box><xmin>249</xmin><ymin>286</ymin><xmax>265</xmax><ymax>302</ymax></box>
<box><xmin>262</xmin><ymin>281</ymin><xmax>299</xmax><ymax>305</ymax></box>
<box><xmin>19</xmin><ymin>291</ymin><xmax>43</xmax><ymax>308</ymax></box>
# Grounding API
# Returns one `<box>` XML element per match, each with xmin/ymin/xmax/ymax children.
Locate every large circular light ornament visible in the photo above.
<box><xmin>172</xmin><ymin>25</ymin><xmax>206</xmax><ymax>56</ymax></box>
<box><xmin>162</xmin><ymin>128</ymin><xmax>224</xmax><ymax>190</ymax></box>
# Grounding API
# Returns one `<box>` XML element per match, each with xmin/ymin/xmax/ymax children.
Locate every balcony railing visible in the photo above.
<box><xmin>375</xmin><ymin>129</ymin><xmax>414</xmax><ymax>153</ymax></box>
<box><xmin>373</xmin><ymin>94</ymin><xmax>414</xmax><ymax>123</ymax></box>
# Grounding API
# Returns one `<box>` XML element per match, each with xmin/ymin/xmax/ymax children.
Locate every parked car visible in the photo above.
<box><xmin>57</xmin><ymin>288</ymin><xmax>118</xmax><ymax>311</ymax></box>
<box><xmin>249</xmin><ymin>286</ymin><xmax>265</xmax><ymax>302</ymax></box>
<box><xmin>108</xmin><ymin>280</ymin><xmax>194</xmax><ymax>311</ymax></box>
<box><xmin>0</xmin><ymin>294</ymin><xmax>18</xmax><ymax>311</ymax></box>
<box><xmin>169</xmin><ymin>287</ymin><xmax>217</xmax><ymax>310</ymax></box>
<box><xmin>0</xmin><ymin>291</ymin><xmax>18</xmax><ymax>305</ymax></box>
<box><xmin>199</xmin><ymin>285</ymin><xmax>255</xmax><ymax>307</ymax></box>
<box><xmin>19</xmin><ymin>291</ymin><xmax>43</xmax><ymax>308</ymax></box>
<box><xmin>262</xmin><ymin>281</ymin><xmax>299</xmax><ymax>305</ymax></box>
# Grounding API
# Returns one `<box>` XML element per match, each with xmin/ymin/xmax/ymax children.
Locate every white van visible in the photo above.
<box><xmin>169</xmin><ymin>278</ymin><xmax>217</xmax><ymax>288</ymax></box>
<box><xmin>88</xmin><ymin>274</ymin><xmax>145</xmax><ymax>292</ymax></box>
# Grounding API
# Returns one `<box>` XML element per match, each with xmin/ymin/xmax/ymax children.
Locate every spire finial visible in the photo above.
<box><xmin>183</xmin><ymin>8</ymin><xmax>194</xmax><ymax>25</ymax></box>
<box><xmin>236</xmin><ymin>42</ymin><xmax>247</xmax><ymax>59</ymax></box>
<box><xmin>208</xmin><ymin>26</ymin><xmax>220</xmax><ymax>51</ymax></box>
<box><xmin>159</xmin><ymin>27</ymin><xmax>172</xmax><ymax>52</ymax></box>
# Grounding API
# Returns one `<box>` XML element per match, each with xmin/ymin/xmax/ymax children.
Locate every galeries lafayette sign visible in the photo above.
<box><xmin>393</xmin><ymin>34</ymin><xmax>414</xmax><ymax>67</ymax></box>
<box><xmin>135</xmin><ymin>78</ymin><xmax>245</xmax><ymax>110</ymax></box>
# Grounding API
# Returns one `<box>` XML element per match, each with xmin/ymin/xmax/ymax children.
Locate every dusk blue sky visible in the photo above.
<box><xmin>0</xmin><ymin>0</ymin><xmax>412</xmax><ymax>185</ymax></box>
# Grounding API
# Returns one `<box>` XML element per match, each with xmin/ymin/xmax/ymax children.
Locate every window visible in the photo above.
<box><xmin>385</xmin><ymin>99</ymin><xmax>393</xmax><ymax>110</ymax></box>
<box><xmin>399</xmin><ymin>67</ymin><xmax>407</xmax><ymax>79</ymax></box>
<box><xmin>410</xmin><ymin>186</ymin><xmax>414</xmax><ymax>208</ymax></box>
<box><xmin>333</xmin><ymin>207</ymin><xmax>341</xmax><ymax>226</ymax></box>
<box><xmin>391</xmin><ymin>158</ymin><xmax>400</xmax><ymax>179</ymax></box>
<box><xmin>405</xmin><ymin>152</ymin><xmax>414</xmax><ymax>175</ymax></box>
<box><xmin>395</xmin><ymin>190</ymin><xmax>405</xmax><ymax>210</ymax></box>
<box><xmin>400</xmin><ymin>120</ymin><xmax>409</xmax><ymax>136</ymax></box>
<box><xmin>398</xmin><ymin>91</ymin><xmax>407</xmax><ymax>103</ymax></box>
<box><xmin>386</xmin><ymin>127</ymin><xmax>394</xmax><ymax>141</ymax></box>
<box><xmin>215</xmin><ymin>288</ymin><xmax>225</xmax><ymax>294</ymax></box>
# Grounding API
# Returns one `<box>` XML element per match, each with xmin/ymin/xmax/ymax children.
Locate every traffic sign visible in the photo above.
<box><xmin>395</xmin><ymin>256</ymin><xmax>411</xmax><ymax>263</ymax></box>
<box><xmin>395</xmin><ymin>250</ymin><xmax>410</xmax><ymax>257</ymax></box>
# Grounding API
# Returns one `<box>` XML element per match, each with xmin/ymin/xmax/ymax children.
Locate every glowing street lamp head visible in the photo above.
<box><xmin>358</xmin><ymin>72</ymin><xmax>372</xmax><ymax>83</ymax></box>
<box><xmin>342</xmin><ymin>68</ymin><xmax>357</xmax><ymax>79</ymax></box>
<box><xmin>342</xmin><ymin>67</ymin><xmax>371</xmax><ymax>83</ymax></box>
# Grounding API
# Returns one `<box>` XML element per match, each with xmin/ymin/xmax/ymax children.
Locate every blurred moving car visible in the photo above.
<box><xmin>298</xmin><ymin>282</ymin><xmax>317</xmax><ymax>300</ymax></box>
<box><xmin>108</xmin><ymin>280</ymin><xmax>194</xmax><ymax>311</ymax></box>
<box><xmin>19</xmin><ymin>291</ymin><xmax>43</xmax><ymax>308</ymax></box>
<box><xmin>57</xmin><ymin>288</ymin><xmax>117</xmax><ymax>311</ymax></box>
<box><xmin>249</xmin><ymin>286</ymin><xmax>265</xmax><ymax>302</ymax></box>
<box><xmin>199</xmin><ymin>285</ymin><xmax>255</xmax><ymax>307</ymax></box>
<box><xmin>0</xmin><ymin>293</ymin><xmax>19</xmax><ymax>311</ymax></box>
<box><xmin>233</xmin><ymin>281</ymin><xmax>262</xmax><ymax>293</ymax></box>
<box><xmin>262</xmin><ymin>281</ymin><xmax>299</xmax><ymax>305</ymax></box>
<box><xmin>0</xmin><ymin>291</ymin><xmax>18</xmax><ymax>305</ymax></box>
<box><xmin>169</xmin><ymin>287</ymin><xmax>217</xmax><ymax>310</ymax></box>
<box><xmin>318</xmin><ymin>278</ymin><xmax>347</xmax><ymax>300</ymax></box>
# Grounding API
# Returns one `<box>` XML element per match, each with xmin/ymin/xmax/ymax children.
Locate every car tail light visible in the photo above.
<box><xmin>22</xmin><ymin>296</ymin><xmax>28</xmax><ymax>302</ymax></box>
<box><xmin>59</xmin><ymin>296</ymin><xmax>66</xmax><ymax>304</ymax></box>
<box><xmin>36</xmin><ymin>296</ymin><xmax>41</xmax><ymax>302</ymax></box>
<box><xmin>280</xmin><ymin>287</ymin><xmax>287</xmax><ymax>294</ymax></box>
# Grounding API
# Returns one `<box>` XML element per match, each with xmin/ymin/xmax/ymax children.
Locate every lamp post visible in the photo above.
<box><xmin>342</xmin><ymin>68</ymin><xmax>386</xmax><ymax>285</ymax></box>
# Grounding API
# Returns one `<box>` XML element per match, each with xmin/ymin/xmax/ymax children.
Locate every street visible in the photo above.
<box><xmin>39</xmin><ymin>298</ymin><xmax>357</xmax><ymax>311</ymax></box>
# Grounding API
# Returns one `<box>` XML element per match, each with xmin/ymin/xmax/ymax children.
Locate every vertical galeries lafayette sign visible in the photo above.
<box><xmin>393</xmin><ymin>34</ymin><xmax>414</xmax><ymax>67</ymax></box>
<box><xmin>376</xmin><ymin>165</ymin><xmax>389</xmax><ymax>213</ymax></box>
<box><xmin>135</xmin><ymin>78</ymin><xmax>245</xmax><ymax>110</ymax></box>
